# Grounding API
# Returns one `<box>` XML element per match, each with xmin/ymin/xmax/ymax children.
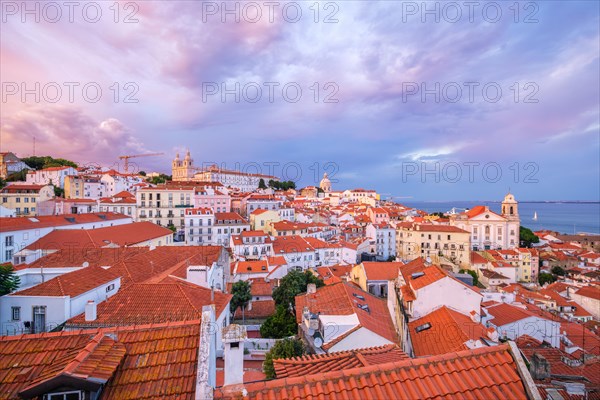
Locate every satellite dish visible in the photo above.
<box><xmin>307</xmin><ymin>328</ymin><xmax>315</xmax><ymax>336</ymax></box>
<box><xmin>314</xmin><ymin>337</ymin><xmax>323</xmax><ymax>348</ymax></box>
<box><xmin>82</xmin><ymin>262</ymin><xmax>89</xmax><ymax>268</ymax></box>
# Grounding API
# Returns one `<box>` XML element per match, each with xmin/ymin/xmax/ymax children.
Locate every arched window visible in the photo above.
<box><xmin>485</xmin><ymin>226</ymin><xmax>490</xmax><ymax>235</ymax></box>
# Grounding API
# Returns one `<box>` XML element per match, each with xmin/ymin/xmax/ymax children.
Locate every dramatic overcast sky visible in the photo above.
<box><xmin>1</xmin><ymin>1</ymin><xmax>598</xmax><ymax>201</ymax></box>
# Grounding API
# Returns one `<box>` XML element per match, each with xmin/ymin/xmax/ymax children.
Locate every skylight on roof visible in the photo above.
<box><xmin>411</xmin><ymin>272</ymin><xmax>425</xmax><ymax>279</ymax></box>
<box><xmin>415</xmin><ymin>322</ymin><xmax>432</xmax><ymax>333</ymax></box>
<box><xmin>28</xmin><ymin>218</ymin><xmax>39</xmax><ymax>222</ymax></box>
<box><xmin>353</xmin><ymin>293</ymin><xmax>365</xmax><ymax>301</ymax></box>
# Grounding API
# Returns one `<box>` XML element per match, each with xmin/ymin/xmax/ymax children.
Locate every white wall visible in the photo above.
<box><xmin>0</xmin><ymin>296</ymin><xmax>68</xmax><ymax>335</ymax></box>
<box><xmin>491</xmin><ymin>316</ymin><xmax>561</xmax><ymax>348</ymax></box>
<box><xmin>411</xmin><ymin>277</ymin><xmax>482</xmax><ymax>320</ymax></box>
<box><xmin>328</xmin><ymin>326</ymin><xmax>393</xmax><ymax>352</ymax></box>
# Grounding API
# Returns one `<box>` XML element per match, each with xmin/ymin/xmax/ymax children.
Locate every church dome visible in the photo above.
<box><xmin>319</xmin><ymin>173</ymin><xmax>331</xmax><ymax>192</ymax></box>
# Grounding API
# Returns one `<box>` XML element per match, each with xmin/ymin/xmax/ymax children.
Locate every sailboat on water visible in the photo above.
<box><xmin>533</xmin><ymin>211</ymin><xmax>538</xmax><ymax>221</ymax></box>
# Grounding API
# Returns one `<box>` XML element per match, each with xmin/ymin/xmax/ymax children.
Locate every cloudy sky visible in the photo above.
<box><xmin>1</xmin><ymin>1</ymin><xmax>598</xmax><ymax>201</ymax></box>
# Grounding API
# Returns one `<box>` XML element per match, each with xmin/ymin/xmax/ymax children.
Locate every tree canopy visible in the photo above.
<box><xmin>272</xmin><ymin>270</ymin><xmax>324</xmax><ymax>310</ymax></box>
<box><xmin>147</xmin><ymin>174</ymin><xmax>171</xmax><ymax>185</ymax></box>
<box><xmin>230</xmin><ymin>280</ymin><xmax>252</xmax><ymax>314</ymax></box>
<box><xmin>263</xmin><ymin>338</ymin><xmax>305</xmax><ymax>379</ymax></box>
<box><xmin>21</xmin><ymin>156</ymin><xmax>77</xmax><ymax>170</ymax></box>
<box><xmin>268</xmin><ymin>180</ymin><xmax>296</xmax><ymax>191</ymax></box>
<box><xmin>258</xmin><ymin>178</ymin><xmax>267</xmax><ymax>189</ymax></box>
<box><xmin>538</xmin><ymin>272</ymin><xmax>556</xmax><ymax>286</ymax></box>
<box><xmin>520</xmin><ymin>226</ymin><xmax>540</xmax><ymax>248</ymax></box>
<box><xmin>0</xmin><ymin>264</ymin><xmax>21</xmax><ymax>296</ymax></box>
<box><xmin>260</xmin><ymin>305</ymin><xmax>298</xmax><ymax>339</ymax></box>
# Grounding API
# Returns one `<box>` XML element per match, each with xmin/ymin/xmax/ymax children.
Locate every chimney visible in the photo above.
<box><xmin>85</xmin><ymin>300</ymin><xmax>97</xmax><ymax>321</ymax></box>
<box><xmin>307</xmin><ymin>283</ymin><xmax>317</xmax><ymax>294</ymax></box>
<box><xmin>530</xmin><ymin>352</ymin><xmax>551</xmax><ymax>380</ymax></box>
<box><xmin>469</xmin><ymin>310</ymin><xmax>480</xmax><ymax>323</ymax></box>
<box><xmin>222</xmin><ymin>324</ymin><xmax>247</xmax><ymax>386</ymax></box>
<box><xmin>487</xmin><ymin>327</ymin><xmax>499</xmax><ymax>341</ymax></box>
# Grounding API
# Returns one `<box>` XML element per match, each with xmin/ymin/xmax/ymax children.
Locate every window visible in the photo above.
<box><xmin>5</xmin><ymin>236</ymin><xmax>13</xmax><ymax>246</ymax></box>
<box><xmin>106</xmin><ymin>284</ymin><xmax>115</xmax><ymax>292</ymax></box>
<box><xmin>47</xmin><ymin>391</ymin><xmax>83</xmax><ymax>400</ymax></box>
<box><xmin>11</xmin><ymin>307</ymin><xmax>20</xmax><ymax>321</ymax></box>
<box><xmin>5</xmin><ymin>249</ymin><xmax>13</xmax><ymax>261</ymax></box>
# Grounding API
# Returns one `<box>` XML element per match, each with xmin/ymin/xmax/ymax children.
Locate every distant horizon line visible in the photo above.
<box><xmin>395</xmin><ymin>200</ymin><xmax>600</xmax><ymax>204</ymax></box>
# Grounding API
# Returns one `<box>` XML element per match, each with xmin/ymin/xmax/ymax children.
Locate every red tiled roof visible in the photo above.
<box><xmin>413</xmin><ymin>224</ymin><xmax>469</xmax><ymax>233</ymax></box>
<box><xmin>24</xmin><ymin>222</ymin><xmax>172</xmax><ymax>250</ymax></box>
<box><xmin>233</xmin><ymin>260</ymin><xmax>269</xmax><ymax>275</ymax></box>
<box><xmin>215</xmin><ymin>344</ymin><xmax>529</xmax><ymax>400</ymax></box>
<box><xmin>295</xmin><ymin>283</ymin><xmax>398</xmax><ymax>345</ymax></box>
<box><xmin>273</xmin><ymin>344</ymin><xmax>408</xmax><ymax>378</ymax></box>
<box><xmin>4</xmin><ymin>332</ymin><xmax>126</xmax><ymax>399</ymax></box>
<box><xmin>471</xmin><ymin>251</ymin><xmax>489</xmax><ymax>264</ymax></box>
<box><xmin>234</xmin><ymin>300</ymin><xmax>275</xmax><ymax>320</ymax></box>
<box><xmin>401</xmin><ymin>262</ymin><xmax>447</xmax><ymax>291</ymax></box>
<box><xmin>1</xmin><ymin>184</ymin><xmax>48</xmax><ymax>193</ymax></box>
<box><xmin>0</xmin><ymin>320</ymin><xmax>201</xmax><ymax>400</ymax></box>
<box><xmin>361</xmin><ymin>262</ymin><xmax>402</xmax><ymax>281</ymax></box>
<box><xmin>517</xmin><ymin>336</ymin><xmax>600</xmax><ymax>389</ymax></box>
<box><xmin>65</xmin><ymin>277</ymin><xmax>231</xmax><ymax>328</ymax></box>
<box><xmin>408</xmin><ymin>306</ymin><xmax>488</xmax><ymax>357</ymax></box>
<box><xmin>12</xmin><ymin>266</ymin><xmax>118</xmax><ymax>297</ymax></box>
<box><xmin>249</xmin><ymin>278</ymin><xmax>275</xmax><ymax>297</ymax></box>
<box><xmin>485</xmin><ymin>303</ymin><xmax>538</xmax><ymax>326</ymax></box>
<box><xmin>215</xmin><ymin>212</ymin><xmax>247</xmax><ymax>223</ymax></box>
<box><xmin>574</xmin><ymin>286</ymin><xmax>600</xmax><ymax>301</ymax></box>
<box><xmin>0</xmin><ymin>213</ymin><xmax>131</xmax><ymax>233</ymax></box>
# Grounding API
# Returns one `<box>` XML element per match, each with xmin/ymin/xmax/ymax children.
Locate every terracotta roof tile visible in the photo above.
<box><xmin>575</xmin><ymin>286</ymin><xmax>600</xmax><ymax>301</ymax></box>
<box><xmin>408</xmin><ymin>307</ymin><xmax>489</xmax><ymax>357</ymax></box>
<box><xmin>0</xmin><ymin>321</ymin><xmax>201</xmax><ymax>399</ymax></box>
<box><xmin>24</xmin><ymin>221</ymin><xmax>172</xmax><ymax>250</ymax></box>
<box><xmin>215</xmin><ymin>345</ymin><xmax>529</xmax><ymax>400</ymax></box>
<box><xmin>274</xmin><ymin>344</ymin><xmax>408</xmax><ymax>378</ymax></box>
<box><xmin>295</xmin><ymin>283</ymin><xmax>398</xmax><ymax>345</ymax></box>
<box><xmin>485</xmin><ymin>303</ymin><xmax>538</xmax><ymax>326</ymax></box>
<box><xmin>65</xmin><ymin>277</ymin><xmax>231</xmax><ymax>328</ymax></box>
<box><xmin>0</xmin><ymin>213</ymin><xmax>130</xmax><ymax>233</ymax></box>
<box><xmin>361</xmin><ymin>262</ymin><xmax>402</xmax><ymax>281</ymax></box>
<box><xmin>12</xmin><ymin>266</ymin><xmax>119</xmax><ymax>297</ymax></box>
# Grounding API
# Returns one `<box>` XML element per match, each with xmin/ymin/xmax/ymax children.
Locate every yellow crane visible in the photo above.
<box><xmin>119</xmin><ymin>153</ymin><xmax>164</xmax><ymax>173</ymax></box>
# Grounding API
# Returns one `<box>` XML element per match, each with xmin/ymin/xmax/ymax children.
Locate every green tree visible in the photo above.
<box><xmin>459</xmin><ymin>269</ymin><xmax>479</xmax><ymax>286</ymax></box>
<box><xmin>53</xmin><ymin>186</ymin><xmax>64</xmax><ymax>198</ymax></box>
<box><xmin>230</xmin><ymin>280</ymin><xmax>252</xmax><ymax>316</ymax></box>
<box><xmin>139</xmin><ymin>171</ymin><xmax>147</xmax><ymax>176</ymax></box>
<box><xmin>551</xmin><ymin>266</ymin><xmax>566</xmax><ymax>276</ymax></box>
<box><xmin>0</xmin><ymin>178</ymin><xmax>6</xmax><ymax>189</ymax></box>
<box><xmin>272</xmin><ymin>270</ymin><xmax>324</xmax><ymax>310</ymax></box>
<box><xmin>520</xmin><ymin>226</ymin><xmax>540</xmax><ymax>248</ymax></box>
<box><xmin>167</xmin><ymin>223</ymin><xmax>177</xmax><ymax>233</ymax></box>
<box><xmin>21</xmin><ymin>156</ymin><xmax>77</xmax><ymax>170</ymax></box>
<box><xmin>148</xmin><ymin>174</ymin><xmax>171</xmax><ymax>185</ymax></box>
<box><xmin>260</xmin><ymin>305</ymin><xmax>298</xmax><ymax>338</ymax></box>
<box><xmin>258</xmin><ymin>178</ymin><xmax>267</xmax><ymax>189</ymax></box>
<box><xmin>538</xmin><ymin>272</ymin><xmax>556</xmax><ymax>286</ymax></box>
<box><xmin>263</xmin><ymin>338</ymin><xmax>305</xmax><ymax>379</ymax></box>
<box><xmin>6</xmin><ymin>169</ymin><xmax>28</xmax><ymax>182</ymax></box>
<box><xmin>0</xmin><ymin>264</ymin><xmax>21</xmax><ymax>296</ymax></box>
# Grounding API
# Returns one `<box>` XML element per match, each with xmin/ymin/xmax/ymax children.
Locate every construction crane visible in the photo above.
<box><xmin>119</xmin><ymin>153</ymin><xmax>164</xmax><ymax>173</ymax></box>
